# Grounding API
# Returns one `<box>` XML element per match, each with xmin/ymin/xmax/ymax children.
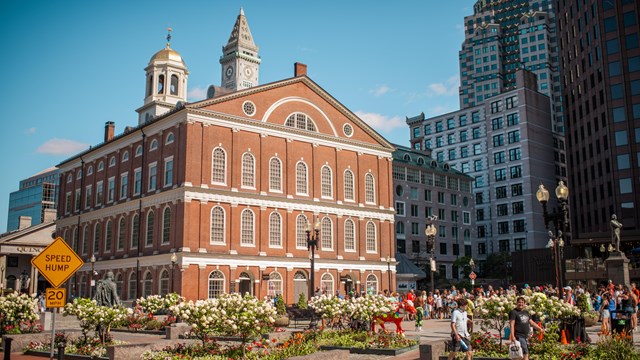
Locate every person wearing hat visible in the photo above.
<box><xmin>564</xmin><ymin>286</ymin><xmax>575</xmax><ymax>305</ymax></box>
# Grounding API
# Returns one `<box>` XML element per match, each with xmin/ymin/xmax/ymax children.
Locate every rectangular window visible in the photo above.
<box><xmin>413</xmin><ymin>127</ymin><xmax>420</xmax><ymax>138</ymax></box>
<box><xmin>107</xmin><ymin>177</ymin><xmax>115</xmax><ymax>203</ymax></box>
<box><xmin>490</xmin><ymin>100</ymin><xmax>502</xmax><ymax>113</ymax></box>
<box><xmin>495</xmin><ymin>168</ymin><xmax>507</xmax><ymax>181</ymax></box>
<box><xmin>448</xmin><ymin>148</ymin><xmax>456</xmax><ymax>160</ymax></box>
<box><xmin>497</xmin><ymin>204</ymin><xmax>508</xmax><ymax>216</ymax></box>
<box><xmin>509</xmin><ymin>148</ymin><xmax>522</xmax><ymax>161</ymax></box>
<box><xmin>447</xmin><ymin>118</ymin><xmax>455</xmax><ymax>129</ymax></box>
<box><xmin>412</xmin><ymin>240</ymin><xmax>420</xmax><ymax>254</ymax></box>
<box><xmin>95</xmin><ymin>181</ymin><xmax>103</xmax><ymax>206</ymax></box>
<box><xmin>493</xmin><ymin>134</ymin><xmax>505</xmax><ymax>147</ymax></box>
<box><xmin>473</xmin><ymin>143</ymin><xmax>482</xmax><ymax>155</ymax></box>
<box><xmin>511</xmin><ymin>183</ymin><xmax>523</xmax><ymax>196</ymax></box>
<box><xmin>411</xmin><ymin>204</ymin><xmax>419</xmax><ymax>217</ymax></box>
<box><xmin>505</xmin><ymin>96</ymin><xmax>517</xmax><ymax>109</ymax></box>
<box><xmin>164</xmin><ymin>158</ymin><xmax>174</xmax><ymax>187</ymax></box>
<box><xmin>65</xmin><ymin>192</ymin><xmax>71</xmax><ymax>214</ymax></box>
<box><xmin>508</xmin><ymin>130</ymin><xmax>520</xmax><ymax>143</ymax></box>
<box><xmin>499</xmin><ymin>239</ymin><xmax>510</xmax><ymax>252</ymax></box>
<box><xmin>120</xmin><ymin>173</ymin><xmax>128</xmax><ymax>199</ymax></box>
<box><xmin>74</xmin><ymin>189</ymin><xmax>81</xmax><ymax>212</ymax></box>
<box><xmin>395</xmin><ymin>202</ymin><xmax>405</xmax><ymax>216</ymax></box>
<box><xmin>474</xmin><ymin>159</ymin><xmax>483</xmax><ymax>171</ymax></box>
<box><xmin>478</xmin><ymin>242</ymin><xmax>486</xmax><ymax>255</ymax></box>
<box><xmin>512</xmin><ymin>201</ymin><xmax>524</xmax><ymax>214</ymax></box>
<box><xmin>85</xmin><ymin>185</ymin><xmax>92</xmax><ymax>209</ymax></box>
<box><xmin>507</xmin><ymin>113</ymin><xmax>519</xmax><ymax>126</ymax></box>
<box><xmin>459</xmin><ymin>114</ymin><xmax>467</xmax><ymax>126</ymax></box>
<box><xmin>411</xmin><ymin>222</ymin><xmax>420</xmax><ymax>235</ymax></box>
<box><xmin>461</xmin><ymin>146</ymin><xmax>469</xmax><ymax>158</ymax></box>
<box><xmin>438</xmin><ymin>208</ymin><xmax>446</xmax><ymax>221</ymax></box>
<box><xmin>460</xmin><ymin>130</ymin><xmax>468</xmax><ymax>142</ymax></box>
<box><xmin>424</xmin><ymin>189</ymin><xmax>432</xmax><ymax>201</ymax></box>
<box><xmin>435</xmin><ymin>121</ymin><xmax>443</xmax><ymax>132</ymax></box>
<box><xmin>134</xmin><ymin>168</ymin><xmax>142</xmax><ymax>195</ymax></box>
<box><xmin>447</xmin><ymin>133</ymin><xmax>456</xmax><ymax>145</ymax></box>
<box><xmin>494</xmin><ymin>151</ymin><xmax>506</xmax><ymax>164</ymax></box>
<box><xmin>148</xmin><ymin>163</ymin><xmax>157</xmax><ymax>191</ymax></box>
<box><xmin>510</xmin><ymin>165</ymin><xmax>522</xmax><ymax>179</ymax></box>
<box><xmin>497</xmin><ymin>222</ymin><xmax>509</xmax><ymax>234</ymax></box>
<box><xmin>492</xmin><ymin>117</ymin><xmax>503</xmax><ymax>130</ymax></box>
<box><xmin>438</xmin><ymin>192</ymin><xmax>445</xmax><ymax>204</ymax></box>
<box><xmin>496</xmin><ymin>186</ymin><xmax>507</xmax><ymax>199</ymax></box>
<box><xmin>513</xmin><ymin>219</ymin><xmax>526</xmax><ymax>232</ymax></box>
<box><xmin>473</xmin><ymin>127</ymin><xmax>482</xmax><ymax>139</ymax></box>
<box><xmin>440</xmin><ymin>242</ymin><xmax>447</xmax><ymax>255</ymax></box>
<box><xmin>463</xmin><ymin>211</ymin><xmax>470</xmax><ymax>224</ymax></box>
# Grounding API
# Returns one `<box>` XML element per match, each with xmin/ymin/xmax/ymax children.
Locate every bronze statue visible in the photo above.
<box><xmin>93</xmin><ymin>271</ymin><xmax>121</xmax><ymax>307</ymax></box>
<box><xmin>610</xmin><ymin>214</ymin><xmax>623</xmax><ymax>253</ymax></box>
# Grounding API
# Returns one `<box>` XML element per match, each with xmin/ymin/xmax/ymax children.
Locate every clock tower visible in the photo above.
<box><xmin>220</xmin><ymin>8</ymin><xmax>261</xmax><ymax>91</ymax></box>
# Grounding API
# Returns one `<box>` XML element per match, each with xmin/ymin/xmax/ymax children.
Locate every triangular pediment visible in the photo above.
<box><xmin>188</xmin><ymin>76</ymin><xmax>395</xmax><ymax>151</ymax></box>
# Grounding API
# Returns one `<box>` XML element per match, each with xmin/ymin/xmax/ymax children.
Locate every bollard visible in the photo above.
<box><xmin>57</xmin><ymin>343</ymin><xmax>65</xmax><ymax>360</ymax></box>
<box><xmin>3</xmin><ymin>337</ymin><xmax>12</xmax><ymax>360</ymax></box>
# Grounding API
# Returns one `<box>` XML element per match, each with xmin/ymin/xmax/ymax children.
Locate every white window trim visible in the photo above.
<box><xmin>268</xmin><ymin>212</ymin><xmax>283</xmax><ymax>249</ymax></box>
<box><xmin>107</xmin><ymin>177</ymin><xmax>115</xmax><ymax>203</ymax></box>
<box><xmin>74</xmin><ymin>189</ymin><xmax>81</xmax><ymax>211</ymax></box>
<box><xmin>365</xmin><ymin>221</ymin><xmax>377</xmax><ymax>253</ymax></box>
<box><xmin>268</xmin><ymin>157</ymin><xmax>283</xmax><ymax>193</ymax></box>
<box><xmin>240</xmin><ymin>152</ymin><xmax>256</xmax><ymax>190</ymax></box>
<box><xmin>165</xmin><ymin>132</ymin><xmax>175</xmax><ymax>145</ymax></box>
<box><xmin>65</xmin><ymin>192</ymin><xmax>71</xmax><ymax>214</ymax></box>
<box><xmin>240</xmin><ymin>209</ymin><xmax>255</xmax><ymax>247</ymax></box>
<box><xmin>135</xmin><ymin>145</ymin><xmax>143</xmax><ymax>157</ymax></box>
<box><xmin>145</xmin><ymin>210</ymin><xmax>154</xmax><ymax>248</ymax></box>
<box><xmin>149</xmin><ymin>139</ymin><xmax>158</xmax><ymax>151</ymax></box>
<box><xmin>84</xmin><ymin>185</ymin><xmax>92</xmax><ymax>210</ymax></box>
<box><xmin>295</xmin><ymin>161</ymin><xmax>308</xmax><ymax>196</ymax></box>
<box><xmin>343</xmin><ymin>169</ymin><xmax>356</xmax><ymax>203</ymax></box>
<box><xmin>395</xmin><ymin>201</ymin><xmax>405</xmax><ymax>217</ymax></box>
<box><xmin>148</xmin><ymin>162</ymin><xmax>158</xmax><ymax>191</ymax></box>
<box><xmin>133</xmin><ymin>168</ymin><xmax>142</xmax><ymax>196</ymax></box>
<box><xmin>364</xmin><ymin>173</ymin><xmax>376</xmax><ymax>205</ymax></box>
<box><xmin>344</xmin><ymin>219</ymin><xmax>356</xmax><ymax>252</ymax></box>
<box><xmin>320</xmin><ymin>217</ymin><xmax>334</xmax><ymax>251</ymax></box>
<box><xmin>109</xmin><ymin>157</ymin><xmax>116</xmax><ymax>167</ymax></box>
<box><xmin>120</xmin><ymin>172</ymin><xmax>129</xmax><ymax>200</ymax></box>
<box><xmin>122</xmin><ymin>151</ymin><xmax>129</xmax><ymax>162</ymax></box>
<box><xmin>463</xmin><ymin>211</ymin><xmax>471</xmax><ymax>225</ymax></box>
<box><xmin>163</xmin><ymin>156</ymin><xmax>174</xmax><ymax>188</ymax></box>
<box><xmin>97</xmin><ymin>161</ymin><xmax>104</xmax><ymax>171</ymax></box>
<box><xmin>295</xmin><ymin>214</ymin><xmax>309</xmax><ymax>250</ymax></box>
<box><xmin>210</xmin><ymin>206</ymin><xmax>226</xmax><ymax>245</ymax></box>
<box><xmin>211</xmin><ymin>147</ymin><xmax>227</xmax><ymax>186</ymax></box>
<box><xmin>320</xmin><ymin>165</ymin><xmax>333</xmax><ymax>199</ymax></box>
<box><xmin>95</xmin><ymin>181</ymin><xmax>103</xmax><ymax>206</ymax></box>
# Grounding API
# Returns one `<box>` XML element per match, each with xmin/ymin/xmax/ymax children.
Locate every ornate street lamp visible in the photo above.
<box><xmin>425</xmin><ymin>223</ymin><xmax>437</xmax><ymax>293</ymax></box>
<box><xmin>306</xmin><ymin>220</ymin><xmax>321</xmax><ymax>298</ymax></box>
<box><xmin>537</xmin><ymin>180</ymin><xmax>569</xmax><ymax>298</ymax></box>
<box><xmin>89</xmin><ymin>254</ymin><xmax>96</xmax><ymax>298</ymax></box>
<box><xmin>170</xmin><ymin>252</ymin><xmax>177</xmax><ymax>293</ymax></box>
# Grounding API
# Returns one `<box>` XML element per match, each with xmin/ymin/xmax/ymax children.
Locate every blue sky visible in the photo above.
<box><xmin>0</xmin><ymin>0</ymin><xmax>474</xmax><ymax>232</ymax></box>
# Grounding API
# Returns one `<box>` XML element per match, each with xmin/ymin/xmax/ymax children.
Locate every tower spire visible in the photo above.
<box><xmin>166</xmin><ymin>27</ymin><xmax>173</xmax><ymax>47</ymax></box>
<box><xmin>219</xmin><ymin>9</ymin><xmax>261</xmax><ymax>91</ymax></box>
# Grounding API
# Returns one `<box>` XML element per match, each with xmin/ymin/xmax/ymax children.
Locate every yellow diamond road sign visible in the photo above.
<box><xmin>31</xmin><ymin>237</ymin><xmax>84</xmax><ymax>288</ymax></box>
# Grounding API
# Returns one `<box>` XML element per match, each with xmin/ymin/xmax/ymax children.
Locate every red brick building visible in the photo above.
<box><xmin>56</xmin><ymin>10</ymin><xmax>396</xmax><ymax>303</ymax></box>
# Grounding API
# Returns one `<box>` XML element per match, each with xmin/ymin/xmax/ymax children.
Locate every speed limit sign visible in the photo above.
<box><xmin>45</xmin><ymin>288</ymin><xmax>66</xmax><ymax>308</ymax></box>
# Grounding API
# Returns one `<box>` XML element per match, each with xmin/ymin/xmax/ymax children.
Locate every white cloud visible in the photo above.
<box><xmin>37</xmin><ymin>138</ymin><xmax>88</xmax><ymax>156</ymax></box>
<box><xmin>187</xmin><ymin>86</ymin><xmax>207</xmax><ymax>102</ymax></box>
<box><xmin>370</xmin><ymin>85</ymin><xmax>391</xmax><ymax>97</ymax></box>
<box><xmin>25</xmin><ymin>127</ymin><xmax>36</xmax><ymax>134</ymax></box>
<box><xmin>354</xmin><ymin>111</ymin><xmax>405</xmax><ymax>133</ymax></box>
<box><xmin>426</xmin><ymin>75</ymin><xmax>460</xmax><ymax>97</ymax></box>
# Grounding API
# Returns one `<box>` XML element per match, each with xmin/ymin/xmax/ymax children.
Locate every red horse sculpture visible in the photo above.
<box><xmin>372</xmin><ymin>300</ymin><xmax>417</xmax><ymax>333</ymax></box>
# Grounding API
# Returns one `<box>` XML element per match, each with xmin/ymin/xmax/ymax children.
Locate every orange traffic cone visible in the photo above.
<box><xmin>561</xmin><ymin>329</ymin><xmax>569</xmax><ymax>344</ymax></box>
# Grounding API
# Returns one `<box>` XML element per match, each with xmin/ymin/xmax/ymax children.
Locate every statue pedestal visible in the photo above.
<box><xmin>605</xmin><ymin>252</ymin><xmax>630</xmax><ymax>286</ymax></box>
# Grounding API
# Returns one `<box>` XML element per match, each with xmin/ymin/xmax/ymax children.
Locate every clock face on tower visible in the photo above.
<box><xmin>244</xmin><ymin>66</ymin><xmax>253</xmax><ymax>77</ymax></box>
<box><xmin>225</xmin><ymin>65</ymin><xmax>234</xmax><ymax>79</ymax></box>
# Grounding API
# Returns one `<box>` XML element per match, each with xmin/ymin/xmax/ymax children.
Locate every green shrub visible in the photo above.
<box><xmin>297</xmin><ymin>292</ymin><xmax>307</xmax><ymax>309</ymax></box>
<box><xmin>275</xmin><ymin>294</ymin><xmax>286</xmax><ymax>316</ymax></box>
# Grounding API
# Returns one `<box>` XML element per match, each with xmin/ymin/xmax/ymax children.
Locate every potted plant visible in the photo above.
<box><xmin>273</xmin><ymin>294</ymin><xmax>290</xmax><ymax>327</ymax></box>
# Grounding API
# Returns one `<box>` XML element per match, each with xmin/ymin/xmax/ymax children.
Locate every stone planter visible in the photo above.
<box><xmin>320</xmin><ymin>344</ymin><xmax>418</xmax><ymax>356</ymax></box>
<box><xmin>25</xmin><ymin>350</ymin><xmax>109</xmax><ymax>360</ymax></box>
<box><xmin>584</xmin><ymin>316</ymin><xmax>598</xmax><ymax>327</ymax></box>
<box><xmin>274</xmin><ymin>315</ymin><xmax>290</xmax><ymax>327</ymax></box>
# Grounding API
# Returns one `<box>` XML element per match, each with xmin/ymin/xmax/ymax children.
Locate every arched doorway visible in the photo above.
<box><xmin>238</xmin><ymin>272</ymin><xmax>253</xmax><ymax>296</ymax></box>
<box><xmin>342</xmin><ymin>274</ymin><xmax>356</xmax><ymax>296</ymax></box>
<box><xmin>293</xmin><ymin>271</ymin><xmax>307</xmax><ymax>303</ymax></box>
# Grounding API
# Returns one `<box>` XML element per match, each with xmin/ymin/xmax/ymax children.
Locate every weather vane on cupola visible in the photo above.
<box><xmin>166</xmin><ymin>27</ymin><xmax>173</xmax><ymax>47</ymax></box>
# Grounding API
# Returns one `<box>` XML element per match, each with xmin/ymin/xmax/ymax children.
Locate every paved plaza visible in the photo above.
<box><xmin>4</xmin><ymin>317</ymin><xmax>639</xmax><ymax>360</ymax></box>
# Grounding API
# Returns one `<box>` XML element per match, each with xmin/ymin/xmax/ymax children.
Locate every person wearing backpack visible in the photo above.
<box><xmin>448</xmin><ymin>298</ymin><xmax>472</xmax><ymax>360</ymax></box>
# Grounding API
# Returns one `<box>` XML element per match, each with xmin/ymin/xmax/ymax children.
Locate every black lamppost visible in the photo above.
<box><xmin>425</xmin><ymin>223</ymin><xmax>437</xmax><ymax>294</ymax></box>
<box><xmin>536</xmin><ymin>180</ymin><xmax>569</xmax><ymax>298</ymax></box>
<box><xmin>386</xmin><ymin>256</ymin><xmax>392</xmax><ymax>291</ymax></box>
<box><xmin>306</xmin><ymin>220</ymin><xmax>320</xmax><ymax>298</ymax></box>
<box><xmin>89</xmin><ymin>254</ymin><xmax>96</xmax><ymax>298</ymax></box>
<box><xmin>170</xmin><ymin>252</ymin><xmax>177</xmax><ymax>293</ymax></box>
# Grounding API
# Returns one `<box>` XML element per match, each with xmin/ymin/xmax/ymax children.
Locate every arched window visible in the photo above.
<box><xmin>211</xmin><ymin>147</ymin><xmax>226</xmax><ymax>184</ymax></box>
<box><xmin>403</xmin><ymin>154</ymin><xmax>411</xmax><ymax>161</ymax></box>
<box><xmin>321</xmin><ymin>217</ymin><xmax>333</xmax><ymax>250</ymax></box>
<box><xmin>344</xmin><ymin>219</ymin><xmax>355</xmax><ymax>251</ymax></box>
<box><xmin>365</xmin><ymin>173</ymin><xmax>375</xmax><ymax>204</ymax></box>
<box><xmin>285</xmin><ymin>113</ymin><xmax>316</xmax><ymax>131</ymax></box>
<box><xmin>157</xmin><ymin>74</ymin><xmax>165</xmax><ymax>94</ymax></box>
<box><xmin>98</xmin><ymin>161</ymin><xmax>105</xmax><ymax>171</ymax></box>
<box><xmin>159</xmin><ymin>270</ymin><xmax>169</xmax><ymax>296</ymax></box>
<box><xmin>93</xmin><ymin>223</ymin><xmax>101</xmax><ymax>254</ymax></box>
<box><xmin>162</xmin><ymin>207</ymin><xmax>171</xmax><ymax>244</ymax></box>
<box><xmin>343</xmin><ymin>170</ymin><xmax>355</xmax><ymax>201</ymax></box>
<box><xmin>296</xmin><ymin>214</ymin><xmax>309</xmax><ymax>248</ymax></box>
<box><xmin>366</xmin><ymin>274</ymin><xmax>378</xmax><ymax>295</ymax></box>
<box><xmin>72</xmin><ymin>227</ymin><xmax>79</xmax><ymax>253</ymax></box>
<box><xmin>321</xmin><ymin>273</ymin><xmax>334</xmax><ymax>295</ymax></box>
<box><xmin>146</xmin><ymin>211</ymin><xmax>155</xmax><ymax>246</ymax></box>
<box><xmin>109</xmin><ymin>157</ymin><xmax>116</xmax><ymax>167</ymax></box>
<box><xmin>321</xmin><ymin>165</ymin><xmax>333</xmax><ymax>198</ymax></box>
<box><xmin>170</xmin><ymin>74</ymin><xmax>179</xmax><ymax>95</ymax></box>
<box><xmin>115</xmin><ymin>273</ymin><xmax>123</xmax><ymax>298</ymax></box>
<box><xmin>208</xmin><ymin>270</ymin><xmax>225</xmax><ymax>298</ymax></box>
<box><xmin>131</xmin><ymin>214</ymin><xmax>139</xmax><ymax>249</ymax></box>
<box><xmin>240</xmin><ymin>209</ymin><xmax>254</xmax><ymax>245</ymax></box>
<box><xmin>269</xmin><ymin>157</ymin><xmax>282</xmax><ymax>191</ymax></box>
<box><xmin>366</xmin><ymin>221</ymin><xmax>377</xmax><ymax>252</ymax></box>
<box><xmin>87</xmin><ymin>165</ymin><xmax>94</xmax><ymax>176</ymax></box>
<box><xmin>127</xmin><ymin>272</ymin><xmax>137</xmax><ymax>300</ymax></box>
<box><xmin>146</xmin><ymin>75</ymin><xmax>153</xmax><ymax>97</ymax></box>
<box><xmin>117</xmin><ymin>217</ymin><xmax>125</xmax><ymax>250</ymax></box>
<box><xmin>149</xmin><ymin>139</ymin><xmax>158</xmax><ymax>151</ymax></box>
<box><xmin>241</xmin><ymin>153</ymin><xmax>255</xmax><ymax>188</ymax></box>
<box><xmin>143</xmin><ymin>271</ymin><xmax>153</xmax><ymax>297</ymax></box>
<box><xmin>210</xmin><ymin>206</ymin><xmax>225</xmax><ymax>244</ymax></box>
<box><xmin>166</xmin><ymin>133</ymin><xmax>175</xmax><ymax>145</ymax></box>
<box><xmin>82</xmin><ymin>225</ymin><xmax>89</xmax><ymax>255</ymax></box>
<box><xmin>269</xmin><ymin>212</ymin><xmax>282</xmax><ymax>247</ymax></box>
<box><xmin>122</xmin><ymin>151</ymin><xmax>129</xmax><ymax>162</ymax></box>
<box><xmin>104</xmin><ymin>220</ymin><xmax>112</xmax><ymax>253</ymax></box>
<box><xmin>268</xmin><ymin>272</ymin><xmax>283</xmax><ymax>296</ymax></box>
<box><xmin>67</xmin><ymin>174</ymin><xmax>73</xmax><ymax>183</ymax></box>
<box><xmin>396</xmin><ymin>221</ymin><xmax>405</xmax><ymax>235</ymax></box>
<box><xmin>296</xmin><ymin>161</ymin><xmax>308</xmax><ymax>195</ymax></box>
<box><xmin>135</xmin><ymin>146</ymin><xmax>143</xmax><ymax>157</ymax></box>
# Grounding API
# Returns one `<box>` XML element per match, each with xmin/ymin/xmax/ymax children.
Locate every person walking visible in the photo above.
<box><xmin>509</xmin><ymin>296</ymin><xmax>545</xmax><ymax>360</ymax></box>
<box><xmin>448</xmin><ymin>298</ymin><xmax>472</xmax><ymax>360</ymax></box>
<box><xmin>414</xmin><ymin>294</ymin><xmax>425</xmax><ymax>330</ymax></box>
<box><xmin>600</xmin><ymin>292</ymin><xmax>611</xmax><ymax>335</ymax></box>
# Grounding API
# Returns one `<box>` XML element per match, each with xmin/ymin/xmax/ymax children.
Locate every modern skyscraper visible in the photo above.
<box><xmin>7</xmin><ymin>167</ymin><xmax>59</xmax><ymax>232</ymax></box>
<box><xmin>556</xmin><ymin>0</ymin><xmax>640</xmax><ymax>248</ymax></box>
<box><xmin>408</xmin><ymin>70</ymin><xmax>558</xmax><ymax>265</ymax></box>
<box><xmin>459</xmin><ymin>0</ymin><xmax>567</xmax><ymax>180</ymax></box>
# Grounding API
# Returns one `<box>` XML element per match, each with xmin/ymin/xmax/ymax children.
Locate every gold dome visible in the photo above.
<box><xmin>149</xmin><ymin>45</ymin><xmax>186</xmax><ymax>67</ymax></box>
